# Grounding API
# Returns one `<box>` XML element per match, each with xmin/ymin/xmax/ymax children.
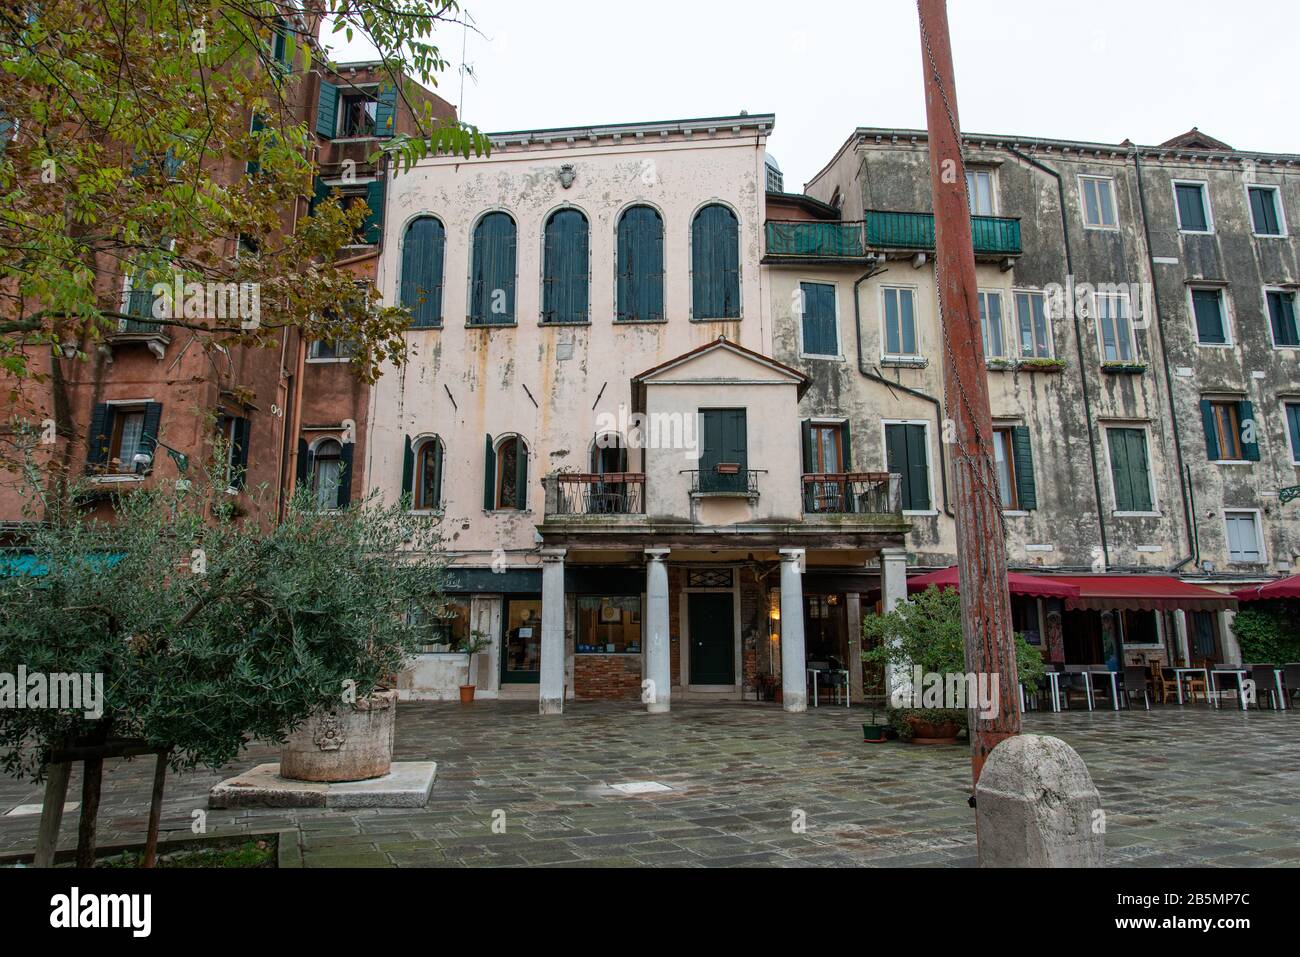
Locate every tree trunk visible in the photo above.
<box><xmin>141</xmin><ymin>751</ymin><xmax>169</xmax><ymax>868</ymax></box>
<box><xmin>33</xmin><ymin>761</ymin><xmax>71</xmax><ymax>867</ymax></box>
<box><xmin>75</xmin><ymin>754</ymin><xmax>104</xmax><ymax>868</ymax></box>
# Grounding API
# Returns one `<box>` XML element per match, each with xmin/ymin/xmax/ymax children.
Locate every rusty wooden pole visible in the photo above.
<box><xmin>916</xmin><ymin>0</ymin><xmax>1021</xmax><ymax>788</ymax></box>
<box><xmin>141</xmin><ymin>750</ymin><xmax>170</xmax><ymax>868</ymax></box>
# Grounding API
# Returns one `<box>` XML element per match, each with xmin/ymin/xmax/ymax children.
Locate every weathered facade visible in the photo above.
<box><xmin>367</xmin><ymin>116</ymin><xmax>911</xmax><ymax>708</ymax></box>
<box><xmin>777</xmin><ymin>125</ymin><xmax>1300</xmax><ymax>668</ymax></box>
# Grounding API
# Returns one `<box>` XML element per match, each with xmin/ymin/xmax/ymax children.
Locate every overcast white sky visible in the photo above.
<box><xmin>329</xmin><ymin>0</ymin><xmax>1300</xmax><ymax>190</ymax></box>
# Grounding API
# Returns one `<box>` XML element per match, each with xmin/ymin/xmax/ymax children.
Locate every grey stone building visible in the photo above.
<box><xmin>760</xmin><ymin>126</ymin><xmax>1298</xmax><ymax>669</ymax></box>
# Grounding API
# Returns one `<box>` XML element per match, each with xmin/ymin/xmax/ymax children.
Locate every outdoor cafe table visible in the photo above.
<box><xmin>1087</xmin><ymin>668</ymin><xmax>1121</xmax><ymax>711</ymax></box>
<box><xmin>1209</xmin><ymin>668</ymin><xmax>1289</xmax><ymax>711</ymax></box>
<box><xmin>1173</xmin><ymin>667</ymin><xmax>1212</xmax><ymax>706</ymax></box>
<box><xmin>1044</xmin><ymin>670</ymin><xmax>1064</xmax><ymax>712</ymax></box>
<box><xmin>806</xmin><ymin>668</ymin><xmax>850</xmax><ymax>708</ymax></box>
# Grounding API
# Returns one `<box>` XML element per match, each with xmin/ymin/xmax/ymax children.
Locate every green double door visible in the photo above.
<box><xmin>688</xmin><ymin>592</ymin><xmax>735</xmax><ymax>685</ymax></box>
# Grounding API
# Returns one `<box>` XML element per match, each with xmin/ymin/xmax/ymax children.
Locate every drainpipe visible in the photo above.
<box><xmin>852</xmin><ymin>262</ymin><xmax>954</xmax><ymax>517</ymax></box>
<box><xmin>1132</xmin><ymin>148</ymin><xmax>1198</xmax><ymax>574</ymax></box>
<box><xmin>1005</xmin><ymin>146</ymin><xmax>1110</xmax><ymax>569</ymax></box>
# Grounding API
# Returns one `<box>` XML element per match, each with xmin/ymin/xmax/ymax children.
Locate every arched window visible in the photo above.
<box><xmin>542</xmin><ymin>208</ymin><xmax>589</xmax><ymax>324</ymax></box>
<box><xmin>400</xmin><ymin>216</ymin><xmax>445</xmax><ymax>328</ymax></box>
<box><xmin>312</xmin><ymin>439</ymin><xmax>344</xmax><ymax>511</ymax></box>
<box><xmin>484</xmin><ymin>434</ymin><xmax>528</xmax><ymax>510</ymax></box>
<box><xmin>403</xmin><ymin>435</ymin><xmax>444</xmax><ymax>509</ymax></box>
<box><xmin>469</xmin><ymin>211</ymin><xmax>516</xmax><ymax>325</ymax></box>
<box><xmin>616</xmin><ymin>206</ymin><xmax>664</xmax><ymax>322</ymax></box>
<box><xmin>691</xmin><ymin>204</ymin><xmax>740</xmax><ymax>319</ymax></box>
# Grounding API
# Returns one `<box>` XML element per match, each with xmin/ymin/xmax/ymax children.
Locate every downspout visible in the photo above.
<box><xmin>1132</xmin><ymin>148</ymin><xmax>1197</xmax><ymax>574</ymax></box>
<box><xmin>1005</xmin><ymin>146</ymin><xmax>1110</xmax><ymax>569</ymax></box>
<box><xmin>852</xmin><ymin>261</ymin><xmax>954</xmax><ymax>516</ymax></box>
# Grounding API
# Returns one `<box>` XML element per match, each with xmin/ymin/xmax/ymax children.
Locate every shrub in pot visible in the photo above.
<box><xmin>863</xmin><ymin>585</ymin><xmax>1045</xmax><ymax>744</ymax></box>
<box><xmin>455</xmin><ymin>629</ymin><xmax>492</xmax><ymax>703</ymax></box>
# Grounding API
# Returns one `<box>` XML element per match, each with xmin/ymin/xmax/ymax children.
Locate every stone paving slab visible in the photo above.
<box><xmin>1</xmin><ymin>701</ymin><xmax>1298</xmax><ymax>867</ymax></box>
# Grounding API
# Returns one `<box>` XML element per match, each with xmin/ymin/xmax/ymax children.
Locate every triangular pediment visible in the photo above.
<box><xmin>630</xmin><ymin>336</ymin><xmax>809</xmax><ymax>410</ymax></box>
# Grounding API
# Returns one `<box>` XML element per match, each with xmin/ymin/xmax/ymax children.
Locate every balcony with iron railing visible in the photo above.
<box><xmin>109</xmin><ymin>285</ymin><xmax>170</xmax><ymax>358</ymax></box>
<box><xmin>764</xmin><ymin>211</ymin><xmax>1021</xmax><ymax>262</ymax></box>
<box><xmin>683</xmin><ymin>466</ymin><xmax>764</xmax><ymax>499</ymax></box>
<box><xmin>548</xmin><ymin>472</ymin><xmax>646</xmax><ymax>516</ymax></box>
<box><xmin>801</xmin><ymin>472</ymin><xmax>901</xmax><ymax>516</ymax></box>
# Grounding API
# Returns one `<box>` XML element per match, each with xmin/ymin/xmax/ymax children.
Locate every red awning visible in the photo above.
<box><xmin>1232</xmin><ymin>574</ymin><xmax>1300</xmax><ymax>602</ymax></box>
<box><xmin>907</xmin><ymin>566</ymin><xmax>1081</xmax><ymax>600</ymax></box>
<box><xmin>1044</xmin><ymin>575</ymin><xmax>1236</xmax><ymax>612</ymax></box>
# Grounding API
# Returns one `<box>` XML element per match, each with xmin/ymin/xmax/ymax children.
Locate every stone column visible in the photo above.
<box><xmin>539</xmin><ymin>548</ymin><xmax>566</xmax><ymax>715</ymax></box>
<box><xmin>846</xmin><ymin>591</ymin><xmax>864</xmax><ymax>703</ymax></box>
<box><xmin>1174</xmin><ymin>609</ymin><xmax>1190</xmax><ymax>667</ymax></box>
<box><xmin>644</xmin><ymin>548</ymin><xmax>672</xmax><ymax>714</ymax></box>
<box><xmin>879</xmin><ymin>546</ymin><xmax>909</xmax><ymax>698</ymax></box>
<box><xmin>779</xmin><ymin>548</ymin><xmax>807</xmax><ymax>712</ymax></box>
<box><xmin>1219</xmin><ymin>609</ymin><xmax>1241</xmax><ymax>665</ymax></box>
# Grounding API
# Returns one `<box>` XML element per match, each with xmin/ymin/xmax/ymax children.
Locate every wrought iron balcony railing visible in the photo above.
<box><xmin>864</xmin><ymin>209</ymin><xmax>1022</xmax><ymax>256</ymax></box>
<box><xmin>550</xmin><ymin>472</ymin><xmax>645</xmax><ymax>515</ymax></box>
<box><xmin>802</xmin><ymin>472</ymin><xmax>901</xmax><ymax>515</ymax></box>
<box><xmin>684</xmin><ymin>467</ymin><xmax>763</xmax><ymax>497</ymax></box>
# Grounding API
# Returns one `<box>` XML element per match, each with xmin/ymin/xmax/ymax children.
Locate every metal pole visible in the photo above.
<box><xmin>916</xmin><ymin>0</ymin><xmax>1021</xmax><ymax>789</ymax></box>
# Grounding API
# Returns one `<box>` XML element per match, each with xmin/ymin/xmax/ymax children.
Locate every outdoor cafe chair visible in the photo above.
<box><xmin>1284</xmin><ymin>664</ymin><xmax>1300</xmax><ymax>707</ymax></box>
<box><xmin>1184</xmin><ymin>661</ymin><xmax>1211</xmax><ymax>704</ymax></box>
<box><xmin>1120</xmin><ymin>666</ymin><xmax>1152</xmax><ymax>711</ymax></box>
<box><xmin>1248</xmin><ymin>664</ymin><xmax>1283</xmax><ymax>710</ymax></box>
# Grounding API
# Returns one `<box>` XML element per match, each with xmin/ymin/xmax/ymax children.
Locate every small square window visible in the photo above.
<box><xmin>1080</xmin><ymin>176</ymin><xmax>1118</xmax><ymax>228</ymax></box>
<box><xmin>1174</xmin><ymin>182</ymin><xmax>1211</xmax><ymax>232</ymax></box>
<box><xmin>966</xmin><ymin>170</ymin><xmax>995</xmax><ymax>216</ymax></box>
<box><xmin>978</xmin><ymin>291</ymin><xmax>1006</xmax><ymax>358</ymax></box>
<box><xmin>1267</xmin><ymin>289</ymin><xmax>1299</xmax><ymax>347</ymax></box>
<box><xmin>1013</xmin><ymin>291</ymin><xmax>1052</xmax><ymax>358</ymax></box>
<box><xmin>1097</xmin><ymin>293</ymin><xmax>1135</xmax><ymax>362</ymax></box>
<box><xmin>1224</xmin><ymin>511</ymin><xmax>1263</xmax><ymax>563</ymax></box>
<box><xmin>1248</xmin><ymin>186</ymin><xmax>1285</xmax><ymax>237</ymax></box>
<box><xmin>882</xmin><ymin>287</ymin><xmax>918</xmax><ymax>357</ymax></box>
<box><xmin>1190</xmin><ymin>288</ymin><xmax>1228</xmax><ymax>345</ymax></box>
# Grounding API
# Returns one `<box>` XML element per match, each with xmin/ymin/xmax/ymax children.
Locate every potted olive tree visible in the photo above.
<box><xmin>863</xmin><ymin>585</ymin><xmax>1045</xmax><ymax>745</ymax></box>
<box><xmin>456</xmin><ymin>629</ymin><xmax>493</xmax><ymax>703</ymax></box>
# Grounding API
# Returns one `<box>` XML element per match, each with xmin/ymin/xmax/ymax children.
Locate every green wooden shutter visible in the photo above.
<box><xmin>362</xmin><ymin>178</ymin><xmax>385</xmax><ymax>245</ymax></box>
<box><xmin>905</xmin><ymin>424</ymin><xmax>930</xmax><ymax>511</ymax></box>
<box><xmin>1011</xmin><ymin>425</ymin><xmax>1036</xmax><ymax>510</ymax></box>
<box><xmin>1238</xmin><ymin>400</ymin><xmax>1259</xmax><ymax>461</ymax></box>
<box><xmin>86</xmin><ymin>403</ymin><xmax>113</xmax><ymax>467</ymax></box>
<box><xmin>483</xmin><ymin>434</ymin><xmax>496</xmax><ymax>509</ymax></box>
<box><xmin>316</xmin><ymin>82</ymin><xmax>338</xmax><ymax>137</ymax></box>
<box><xmin>470</xmin><ymin>213</ymin><xmax>516</xmax><ymax>324</ymax></box>
<box><xmin>1200</xmin><ymin>400</ymin><xmax>1220</xmax><ymax>461</ymax></box>
<box><xmin>800</xmin><ymin>420</ymin><xmax>814</xmax><ymax>472</ymax></box>
<box><xmin>139</xmin><ymin>403</ymin><xmax>163</xmax><ymax>457</ymax></box>
<box><xmin>401</xmin><ymin>217</ymin><xmax>445</xmax><ymax>328</ymax></box>
<box><xmin>1108</xmin><ymin>429</ymin><xmax>1131</xmax><ymax>510</ymax></box>
<box><xmin>840</xmin><ymin>420</ymin><xmax>853</xmax><ymax>470</ymax></box>
<box><xmin>374</xmin><ymin>84</ymin><xmax>397</xmax><ymax>138</ymax></box>
<box><xmin>1127</xmin><ymin>431</ymin><xmax>1152</xmax><ymax>511</ymax></box>
<box><xmin>231</xmin><ymin>417</ymin><xmax>250</xmax><ymax>489</ymax></box>
<box><xmin>542</xmin><ymin>209</ymin><xmax>589</xmax><ymax>323</ymax></box>
<box><xmin>309</xmin><ymin>176</ymin><xmax>333</xmax><ymax>215</ymax></box>
<box><xmin>617</xmin><ymin>206</ymin><xmax>664</xmax><ymax>321</ymax></box>
<box><xmin>1191</xmin><ymin>289</ymin><xmax>1225</xmax><ymax>344</ymax></box>
<box><xmin>800</xmin><ymin>282</ymin><xmax>836</xmax><ymax>355</ymax></box>
<box><xmin>514</xmin><ymin>440</ymin><xmax>528</xmax><ymax>510</ymax></box>
<box><xmin>296</xmin><ymin>438</ymin><xmax>313</xmax><ymax>491</ymax></box>
<box><xmin>433</xmin><ymin>440</ymin><xmax>444</xmax><ymax>506</ymax></box>
<box><xmin>338</xmin><ymin>441</ymin><xmax>354</xmax><ymax>508</ymax></box>
<box><xmin>692</xmin><ymin>205</ymin><xmax>740</xmax><ymax>319</ymax></box>
<box><xmin>885</xmin><ymin>425</ymin><xmax>921</xmax><ymax>510</ymax></box>
<box><xmin>402</xmin><ymin>435</ymin><xmax>414</xmax><ymax>499</ymax></box>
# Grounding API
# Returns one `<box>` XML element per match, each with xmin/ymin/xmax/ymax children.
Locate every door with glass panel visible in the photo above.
<box><xmin>500</xmin><ymin>597</ymin><xmax>542</xmax><ymax>683</ymax></box>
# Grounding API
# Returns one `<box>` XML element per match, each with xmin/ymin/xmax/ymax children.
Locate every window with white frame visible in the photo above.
<box><xmin>1285</xmin><ymin>401</ymin><xmax>1300</xmax><ymax>464</ymax></box>
<box><xmin>1013</xmin><ymin>290</ymin><xmax>1052</xmax><ymax>358</ymax></box>
<box><xmin>882</xmin><ymin>286</ymin><xmax>918</xmax><ymax>357</ymax></box>
<box><xmin>308</xmin><ymin>339</ymin><xmax>357</xmax><ymax>360</ymax></box>
<box><xmin>1224</xmin><ymin>511</ymin><xmax>1263</xmax><ymax>563</ymax></box>
<box><xmin>1266</xmin><ymin>288</ymin><xmax>1299</xmax><ymax>347</ymax></box>
<box><xmin>1097</xmin><ymin>292</ymin><xmax>1135</xmax><ymax>362</ymax></box>
<box><xmin>1174</xmin><ymin>181</ymin><xmax>1212</xmax><ymax>233</ymax></box>
<box><xmin>978</xmin><ymin>290</ymin><xmax>1006</xmax><ymax>358</ymax></box>
<box><xmin>1247</xmin><ymin>185</ymin><xmax>1285</xmax><ymax>237</ymax></box>
<box><xmin>1190</xmin><ymin>287</ymin><xmax>1229</xmax><ymax>345</ymax></box>
<box><xmin>1080</xmin><ymin>175</ymin><xmax>1118</xmax><ymax>228</ymax></box>
<box><xmin>966</xmin><ymin>169</ymin><xmax>995</xmax><ymax>216</ymax></box>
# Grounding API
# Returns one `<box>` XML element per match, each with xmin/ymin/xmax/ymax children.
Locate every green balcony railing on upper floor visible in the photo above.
<box><xmin>864</xmin><ymin>209</ymin><xmax>1021</xmax><ymax>256</ymax></box>
<box><xmin>764</xmin><ymin>220</ymin><xmax>868</xmax><ymax>259</ymax></box>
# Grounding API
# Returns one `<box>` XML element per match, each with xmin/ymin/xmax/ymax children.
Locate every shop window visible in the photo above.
<box><xmin>576</xmin><ymin>596</ymin><xmax>642</xmax><ymax>654</ymax></box>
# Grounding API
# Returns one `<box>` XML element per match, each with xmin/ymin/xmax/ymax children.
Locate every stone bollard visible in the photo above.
<box><xmin>974</xmin><ymin>733</ymin><xmax>1104</xmax><ymax>867</ymax></box>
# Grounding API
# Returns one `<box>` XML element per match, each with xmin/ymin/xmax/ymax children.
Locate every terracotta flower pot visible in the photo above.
<box><xmin>458</xmin><ymin>685</ymin><xmax>476</xmax><ymax>704</ymax></box>
<box><xmin>905</xmin><ymin>716</ymin><xmax>961</xmax><ymax>745</ymax></box>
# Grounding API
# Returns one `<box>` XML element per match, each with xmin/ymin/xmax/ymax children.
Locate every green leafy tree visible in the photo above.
<box><xmin>863</xmin><ymin>585</ymin><xmax>1044</xmax><ymax>736</ymax></box>
<box><xmin>0</xmin><ymin>458</ymin><xmax>445</xmax><ymax>865</ymax></box>
<box><xmin>1230</xmin><ymin>604</ymin><xmax>1300</xmax><ymax>663</ymax></box>
<box><xmin>0</xmin><ymin>0</ymin><xmax>490</xmax><ymax>468</ymax></box>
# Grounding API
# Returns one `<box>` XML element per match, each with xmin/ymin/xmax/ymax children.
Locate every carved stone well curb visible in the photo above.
<box><xmin>280</xmin><ymin>690</ymin><xmax>398</xmax><ymax>783</ymax></box>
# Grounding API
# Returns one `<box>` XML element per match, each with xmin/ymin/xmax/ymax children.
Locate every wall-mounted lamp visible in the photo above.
<box><xmin>133</xmin><ymin>435</ymin><xmax>189</xmax><ymax>475</ymax></box>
